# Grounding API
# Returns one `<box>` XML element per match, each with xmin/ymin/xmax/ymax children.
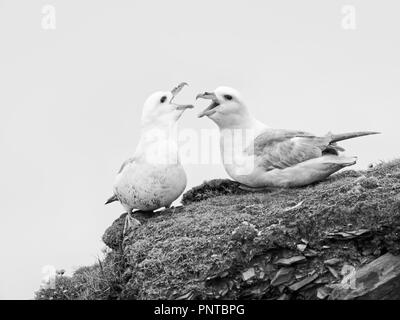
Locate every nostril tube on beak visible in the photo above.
<box><xmin>171</xmin><ymin>82</ymin><xmax>189</xmax><ymax>98</ymax></box>
<box><xmin>196</xmin><ymin>91</ymin><xmax>217</xmax><ymax>101</ymax></box>
<box><xmin>176</xmin><ymin>104</ymin><xmax>194</xmax><ymax>110</ymax></box>
<box><xmin>196</xmin><ymin>93</ymin><xmax>205</xmax><ymax>100</ymax></box>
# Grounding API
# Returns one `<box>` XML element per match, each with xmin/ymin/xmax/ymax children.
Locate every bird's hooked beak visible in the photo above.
<box><xmin>170</xmin><ymin>82</ymin><xmax>194</xmax><ymax>110</ymax></box>
<box><xmin>196</xmin><ymin>91</ymin><xmax>219</xmax><ymax>118</ymax></box>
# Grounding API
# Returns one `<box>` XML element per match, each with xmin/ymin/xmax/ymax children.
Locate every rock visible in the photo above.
<box><xmin>373</xmin><ymin>249</ymin><xmax>381</xmax><ymax>256</ymax></box>
<box><xmin>341</xmin><ymin>264</ymin><xmax>356</xmax><ymax>278</ymax></box>
<box><xmin>242</xmin><ymin>268</ymin><xmax>256</xmax><ymax>281</ymax></box>
<box><xmin>330</xmin><ymin>253</ymin><xmax>400</xmax><ymax>299</ymax></box>
<box><xmin>362</xmin><ymin>248</ymin><xmax>372</xmax><ymax>256</ymax></box>
<box><xmin>315</xmin><ymin>276</ymin><xmax>331</xmax><ymax>284</ymax></box>
<box><xmin>275</xmin><ymin>256</ymin><xmax>306</xmax><ymax>267</ymax></box>
<box><xmin>327</xmin><ymin>266</ymin><xmax>340</xmax><ymax>279</ymax></box>
<box><xmin>174</xmin><ymin>291</ymin><xmax>195</xmax><ymax>300</ymax></box>
<box><xmin>102</xmin><ymin>213</ymin><xmax>126</xmax><ymax>250</ymax></box>
<box><xmin>271</xmin><ymin>267</ymin><xmax>295</xmax><ymax>287</ymax></box>
<box><xmin>297</xmin><ymin>244</ymin><xmax>307</xmax><ymax>252</ymax></box>
<box><xmin>348</xmin><ymin>229</ymin><xmax>370</xmax><ymax>236</ymax></box>
<box><xmin>326</xmin><ymin>229</ymin><xmax>370</xmax><ymax>240</ymax></box>
<box><xmin>317</xmin><ymin>287</ymin><xmax>330</xmax><ymax>299</ymax></box>
<box><xmin>304</xmin><ymin>249</ymin><xmax>318</xmax><ymax>257</ymax></box>
<box><xmin>277</xmin><ymin>293</ymin><xmax>291</xmax><ymax>300</ymax></box>
<box><xmin>36</xmin><ymin>160</ymin><xmax>400</xmax><ymax>300</ymax></box>
<box><xmin>324</xmin><ymin>258</ymin><xmax>341</xmax><ymax>266</ymax></box>
<box><xmin>288</xmin><ymin>273</ymin><xmax>319</xmax><ymax>292</ymax></box>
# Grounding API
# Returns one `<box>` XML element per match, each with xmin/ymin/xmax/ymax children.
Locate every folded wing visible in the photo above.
<box><xmin>246</xmin><ymin>129</ymin><xmax>342</xmax><ymax>171</ymax></box>
<box><xmin>117</xmin><ymin>157</ymin><xmax>136</xmax><ymax>174</ymax></box>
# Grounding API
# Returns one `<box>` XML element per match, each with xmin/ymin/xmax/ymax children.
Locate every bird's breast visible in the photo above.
<box><xmin>114</xmin><ymin>162</ymin><xmax>187</xmax><ymax>211</ymax></box>
<box><xmin>220</xmin><ymin>130</ymin><xmax>258</xmax><ymax>179</ymax></box>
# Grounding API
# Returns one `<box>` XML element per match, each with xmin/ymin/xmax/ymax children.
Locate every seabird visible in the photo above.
<box><xmin>196</xmin><ymin>86</ymin><xmax>380</xmax><ymax>190</ymax></box>
<box><xmin>106</xmin><ymin>82</ymin><xmax>193</xmax><ymax>232</ymax></box>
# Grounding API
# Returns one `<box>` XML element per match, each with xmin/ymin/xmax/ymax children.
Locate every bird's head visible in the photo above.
<box><xmin>196</xmin><ymin>86</ymin><xmax>250</xmax><ymax>128</ymax></box>
<box><xmin>141</xmin><ymin>82</ymin><xmax>193</xmax><ymax>128</ymax></box>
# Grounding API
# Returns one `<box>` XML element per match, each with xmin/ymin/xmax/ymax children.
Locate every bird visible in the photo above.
<box><xmin>196</xmin><ymin>86</ymin><xmax>380</xmax><ymax>190</ymax></box>
<box><xmin>106</xmin><ymin>82</ymin><xmax>193</xmax><ymax>233</ymax></box>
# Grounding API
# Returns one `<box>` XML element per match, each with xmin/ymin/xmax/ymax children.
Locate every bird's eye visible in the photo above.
<box><xmin>160</xmin><ymin>96</ymin><xmax>167</xmax><ymax>103</ymax></box>
<box><xmin>224</xmin><ymin>94</ymin><xmax>233</xmax><ymax>101</ymax></box>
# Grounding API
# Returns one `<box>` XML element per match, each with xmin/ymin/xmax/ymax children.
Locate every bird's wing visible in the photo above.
<box><xmin>246</xmin><ymin>129</ymin><xmax>334</xmax><ymax>171</ymax></box>
<box><xmin>105</xmin><ymin>157</ymin><xmax>136</xmax><ymax>205</ymax></box>
<box><xmin>117</xmin><ymin>157</ymin><xmax>136</xmax><ymax>174</ymax></box>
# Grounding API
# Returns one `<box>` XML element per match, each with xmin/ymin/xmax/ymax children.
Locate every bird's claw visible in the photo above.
<box><xmin>123</xmin><ymin>213</ymin><xmax>141</xmax><ymax>236</ymax></box>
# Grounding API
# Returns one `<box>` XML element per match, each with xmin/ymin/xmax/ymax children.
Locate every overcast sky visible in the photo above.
<box><xmin>0</xmin><ymin>0</ymin><xmax>398</xmax><ymax>299</ymax></box>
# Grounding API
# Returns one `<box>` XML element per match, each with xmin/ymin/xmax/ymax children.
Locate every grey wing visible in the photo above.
<box><xmin>246</xmin><ymin>129</ymin><xmax>336</xmax><ymax>171</ymax></box>
<box><xmin>117</xmin><ymin>157</ymin><xmax>136</xmax><ymax>174</ymax></box>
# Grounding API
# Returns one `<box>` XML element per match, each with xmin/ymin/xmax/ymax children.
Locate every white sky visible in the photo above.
<box><xmin>0</xmin><ymin>0</ymin><xmax>398</xmax><ymax>299</ymax></box>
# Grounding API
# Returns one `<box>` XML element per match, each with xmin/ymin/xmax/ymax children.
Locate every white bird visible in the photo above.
<box><xmin>106</xmin><ymin>83</ymin><xmax>193</xmax><ymax>233</ymax></box>
<box><xmin>196</xmin><ymin>86</ymin><xmax>379</xmax><ymax>190</ymax></box>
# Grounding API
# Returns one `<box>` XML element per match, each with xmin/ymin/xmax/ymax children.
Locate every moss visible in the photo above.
<box><xmin>37</xmin><ymin>159</ymin><xmax>400</xmax><ymax>300</ymax></box>
<box><xmin>102</xmin><ymin>214</ymin><xmax>126</xmax><ymax>251</ymax></box>
<box><xmin>358</xmin><ymin>176</ymin><xmax>380</xmax><ymax>189</ymax></box>
<box><xmin>181</xmin><ymin>179</ymin><xmax>244</xmax><ymax>204</ymax></box>
<box><xmin>35</xmin><ymin>250</ymin><xmax>125</xmax><ymax>300</ymax></box>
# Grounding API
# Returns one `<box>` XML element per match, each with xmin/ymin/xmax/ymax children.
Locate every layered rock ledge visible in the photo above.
<box><xmin>36</xmin><ymin>160</ymin><xmax>400</xmax><ymax>300</ymax></box>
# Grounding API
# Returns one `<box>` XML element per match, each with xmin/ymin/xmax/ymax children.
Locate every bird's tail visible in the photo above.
<box><xmin>105</xmin><ymin>194</ymin><xmax>118</xmax><ymax>205</ymax></box>
<box><xmin>330</xmin><ymin>131</ymin><xmax>380</xmax><ymax>143</ymax></box>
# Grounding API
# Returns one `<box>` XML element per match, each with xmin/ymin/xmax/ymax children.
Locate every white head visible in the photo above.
<box><xmin>196</xmin><ymin>86</ymin><xmax>252</xmax><ymax>128</ymax></box>
<box><xmin>141</xmin><ymin>82</ymin><xmax>193</xmax><ymax>128</ymax></box>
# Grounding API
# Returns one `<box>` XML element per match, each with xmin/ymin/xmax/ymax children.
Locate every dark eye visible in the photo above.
<box><xmin>224</xmin><ymin>94</ymin><xmax>233</xmax><ymax>101</ymax></box>
<box><xmin>160</xmin><ymin>96</ymin><xmax>167</xmax><ymax>103</ymax></box>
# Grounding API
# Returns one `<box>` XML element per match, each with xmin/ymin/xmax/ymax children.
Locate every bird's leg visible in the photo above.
<box><xmin>238</xmin><ymin>184</ymin><xmax>274</xmax><ymax>193</ymax></box>
<box><xmin>123</xmin><ymin>210</ymin><xmax>141</xmax><ymax>236</ymax></box>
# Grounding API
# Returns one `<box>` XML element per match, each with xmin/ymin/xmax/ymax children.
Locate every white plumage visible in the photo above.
<box><xmin>107</xmin><ymin>83</ymin><xmax>192</xmax><ymax>232</ymax></box>
<box><xmin>197</xmin><ymin>86</ymin><xmax>379</xmax><ymax>189</ymax></box>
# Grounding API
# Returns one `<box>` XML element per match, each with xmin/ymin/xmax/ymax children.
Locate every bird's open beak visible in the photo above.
<box><xmin>171</xmin><ymin>82</ymin><xmax>188</xmax><ymax>101</ymax></box>
<box><xmin>196</xmin><ymin>91</ymin><xmax>219</xmax><ymax>118</ymax></box>
<box><xmin>176</xmin><ymin>104</ymin><xmax>194</xmax><ymax>110</ymax></box>
<box><xmin>170</xmin><ymin>82</ymin><xmax>194</xmax><ymax>111</ymax></box>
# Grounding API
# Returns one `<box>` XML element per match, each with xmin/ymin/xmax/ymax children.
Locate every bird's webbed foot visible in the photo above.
<box><xmin>123</xmin><ymin>212</ymin><xmax>141</xmax><ymax>236</ymax></box>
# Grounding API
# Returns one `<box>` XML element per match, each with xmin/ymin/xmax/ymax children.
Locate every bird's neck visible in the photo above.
<box><xmin>136</xmin><ymin>122</ymin><xmax>180</xmax><ymax>164</ymax></box>
<box><xmin>218</xmin><ymin>113</ymin><xmax>268</xmax><ymax>133</ymax></box>
<box><xmin>218</xmin><ymin>114</ymin><xmax>268</xmax><ymax>161</ymax></box>
<box><xmin>140</xmin><ymin>121</ymin><xmax>178</xmax><ymax>138</ymax></box>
